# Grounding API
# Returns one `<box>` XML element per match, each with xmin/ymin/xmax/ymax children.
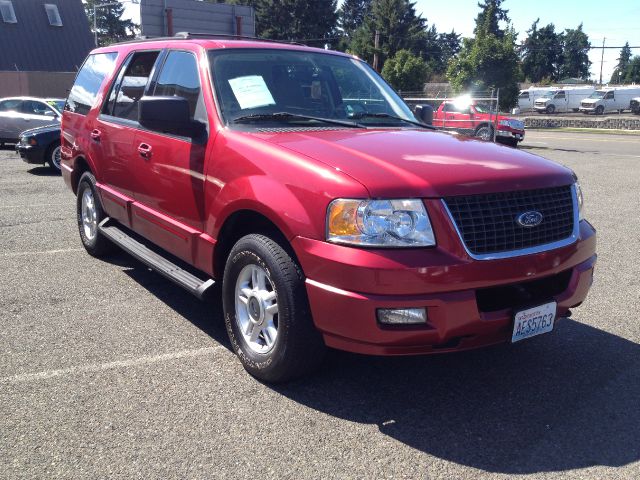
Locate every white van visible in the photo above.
<box><xmin>580</xmin><ymin>87</ymin><xmax>640</xmax><ymax>114</ymax></box>
<box><xmin>517</xmin><ymin>87</ymin><xmax>557</xmax><ymax>112</ymax></box>
<box><xmin>534</xmin><ymin>86</ymin><xmax>595</xmax><ymax>114</ymax></box>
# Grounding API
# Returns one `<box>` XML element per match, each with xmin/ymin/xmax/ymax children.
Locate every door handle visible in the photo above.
<box><xmin>137</xmin><ymin>143</ymin><xmax>152</xmax><ymax>158</ymax></box>
<box><xmin>90</xmin><ymin>129</ymin><xmax>101</xmax><ymax>141</ymax></box>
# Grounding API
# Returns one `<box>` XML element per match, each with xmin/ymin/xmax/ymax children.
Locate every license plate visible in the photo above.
<box><xmin>511</xmin><ymin>301</ymin><xmax>556</xmax><ymax>343</ymax></box>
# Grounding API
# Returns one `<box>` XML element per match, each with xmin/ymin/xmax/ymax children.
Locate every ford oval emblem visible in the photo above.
<box><xmin>516</xmin><ymin>211</ymin><xmax>543</xmax><ymax>227</ymax></box>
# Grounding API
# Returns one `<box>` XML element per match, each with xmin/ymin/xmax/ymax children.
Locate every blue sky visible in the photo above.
<box><xmin>122</xmin><ymin>0</ymin><xmax>640</xmax><ymax>82</ymax></box>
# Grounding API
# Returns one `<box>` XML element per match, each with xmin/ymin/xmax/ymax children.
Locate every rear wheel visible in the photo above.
<box><xmin>76</xmin><ymin>172</ymin><xmax>115</xmax><ymax>257</ymax></box>
<box><xmin>222</xmin><ymin>234</ymin><xmax>325</xmax><ymax>382</ymax></box>
<box><xmin>46</xmin><ymin>142</ymin><xmax>61</xmax><ymax>173</ymax></box>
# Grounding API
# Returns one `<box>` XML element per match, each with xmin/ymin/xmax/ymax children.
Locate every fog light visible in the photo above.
<box><xmin>377</xmin><ymin>308</ymin><xmax>427</xmax><ymax>325</ymax></box>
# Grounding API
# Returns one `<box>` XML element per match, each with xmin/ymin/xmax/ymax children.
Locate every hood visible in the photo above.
<box><xmin>20</xmin><ymin>123</ymin><xmax>60</xmax><ymax>136</ymax></box>
<box><xmin>253</xmin><ymin>128</ymin><xmax>574</xmax><ymax>197</ymax></box>
<box><xmin>581</xmin><ymin>99</ymin><xmax>598</xmax><ymax>104</ymax></box>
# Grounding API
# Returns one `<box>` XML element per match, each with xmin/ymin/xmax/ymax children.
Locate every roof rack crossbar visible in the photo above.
<box><xmin>110</xmin><ymin>32</ymin><xmax>306</xmax><ymax>47</ymax></box>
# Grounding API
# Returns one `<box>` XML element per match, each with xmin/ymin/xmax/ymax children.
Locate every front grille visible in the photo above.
<box><xmin>444</xmin><ymin>185</ymin><xmax>575</xmax><ymax>256</ymax></box>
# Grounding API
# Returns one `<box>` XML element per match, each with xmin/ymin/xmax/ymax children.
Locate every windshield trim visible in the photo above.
<box><xmin>207</xmin><ymin>47</ymin><xmax>417</xmax><ymax>130</ymax></box>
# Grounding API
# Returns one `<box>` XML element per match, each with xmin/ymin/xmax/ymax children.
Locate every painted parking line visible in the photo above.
<box><xmin>0</xmin><ymin>248</ymin><xmax>84</xmax><ymax>257</ymax></box>
<box><xmin>1</xmin><ymin>346</ymin><xmax>224</xmax><ymax>383</ymax></box>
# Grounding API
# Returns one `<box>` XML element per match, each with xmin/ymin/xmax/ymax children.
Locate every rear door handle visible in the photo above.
<box><xmin>90</xmin><ymin>129</ymin><xmax>101</xmax><ymax>141</ymax></box>
<box><xmin>137</xmin><ymin>143</ymin><xmax>152</xmax><ymax>158</ymax></box>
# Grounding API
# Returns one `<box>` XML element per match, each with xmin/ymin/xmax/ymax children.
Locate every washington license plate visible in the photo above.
<box><xmin>511</xmin><ymin>302</ymin><xmax>557</xmax><ymax>343</ymax></box>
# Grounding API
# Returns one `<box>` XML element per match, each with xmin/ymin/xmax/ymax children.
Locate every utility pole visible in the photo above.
<box><xmin>599</xmin><ymin>37</ymin><xmax>606</xmax><ymax>86</ymax></box>
<box><xmin>373</xmin><ymin>30</ymin><xmax>380</xmax><ymax>72</ymax></box>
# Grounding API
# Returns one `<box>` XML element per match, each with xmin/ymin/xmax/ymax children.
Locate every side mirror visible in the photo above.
<box><xmin>138</xmin><ymin>96</ymin><xmax>203</xmax><ymax>137</ymax></box>
<box><xmin>414</xmin><ymin>104</ymin><xmax>433</xmax><ymax>125</ymax></box>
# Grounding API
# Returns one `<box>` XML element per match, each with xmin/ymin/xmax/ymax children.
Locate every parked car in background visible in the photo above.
<box><xmin>432</xmin><ymin>98</ymin><xmax>525</xmax><ymax>147</ymax></box>
<box><xmin>580</xmin><ymin>87</ymin><xmax>640</xmax><ymax>115</ymax></box>
<box><xmin>630</xmin><ymin>97</ymin><xmax>640</xmax><ymax>114</ymax></box>
<box><xmin>15</xmin><ymin>123</ymin><xmax>62</xmax><ymax>173</ymax></box>
<box><xmin>533</xmin><ymin>86</ymin><xmax>595</xmax><ymax>114</ymax></box>
<box><xmin>0</xmin><ymin>97</ymin><xmax>64</xmax><ymax>145</ymax></box>
<box><xmin>517</xmin><ymin>86</ymin><xmax>557</xmax><ymax>112</ymax></box>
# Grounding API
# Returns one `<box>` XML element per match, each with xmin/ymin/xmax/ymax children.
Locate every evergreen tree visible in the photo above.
<box><xmin>339</xmin><ymin>0</ymin><xmax>372</xmax><ymax>36</ymax></box>
<box><xmin>474</xmin><ymin>0</ymin><xmax>509</xmax><ymax>39</ymax></box>
<box><xmin>447</xmin><ymin>1</ymin><xmax>519</xmax><ymax>109</ymax></box>
<box><xmin>256</xmin><ymin>0</ymin><xmax>338</xmax><ymax>45</ymax></box>
<box><xmin>438</xmin><ymin>30</ymin><xmax>461</xmax><ymax>68</ymax></box>
<box><xmin>348</xmin><ymin>0</ymin><xmax>427</xmax><ymax>69</ymax></box>
<box><xmin>521</xmin><ymin>19</ymin><xmax>562</xmax><ymax>82</ymax></box>
<box><xmin>84</xmin><ymin>0</ymin><xmax>137</xmax><ymax>46</ymax></box>
<box><xmin>610</xmin><ymin>42</ymin><xmax>632</xmax><ymax>83</ymax></box>
<box><xmin>558</xmin><ymin>24</ymin><xmax>591</xmax><ymax>80</ymax></box>
<box><xmin>623</xmin><ymin>56</ymin><xmax>640</xmax><ymax>84</ymax></box>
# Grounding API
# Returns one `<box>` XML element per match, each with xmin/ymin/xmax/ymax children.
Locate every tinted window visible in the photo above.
<box><xmin>555</xmin><ymin>92</ymin><xmax>565</xmax><ymax>99</ymax></box>
<box><xmin>519</xmin><ymin>92</ymin><xmax>529</xmax><ymax>99</ymax></box>
<box><xmin>67</xmin><ymin>52</ymin><xmax>118</xmax><ymax>115</ymax></box>
<box><xmin>111</xmin><ymin>51</ymin><xmax>159</xmax><ymax>121</ymax></box>
<box><xmin>153</xmin><ymin>51</ymin><xmax>202</xmax><ymax>120</ymax></box>
<box><xmin>604</xmin><ymin>92</ymin><xmax>614</xmax><ymax>100</ymax></box>
<box><xmin>0</xmin><ymin>99</ymin><xmax>21</xmax><ymax>112</ymax></box>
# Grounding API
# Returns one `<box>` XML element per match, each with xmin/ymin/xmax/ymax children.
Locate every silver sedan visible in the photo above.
<box><xmin>0</xmin><ymin>97</ymin><xmax>65</xmax><ymax>144</ymax></box>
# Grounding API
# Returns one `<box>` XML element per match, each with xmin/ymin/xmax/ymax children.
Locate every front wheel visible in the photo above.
<box><xmin>46</xmin><ymin>142</ymin><xmax>61</xmax><ymax>173</ymax></box>
<box><xmin>474</xmin><ymin>125</ymin><xmax>493</xmax><ymax>141</ymax></box>
<box><xmin>222</xmin><ymin>234</ymin><xmax>325</xmax><ymax>382</ymax></box>
<box><xmin>595</xmin><ymin>105</ymin><xmax>605</xmax><ymax>115</ymax></box>
<box><xmin>546</xmin><ymin>104</ymin><xmax>556</xmax><ymax>114</ymax></box>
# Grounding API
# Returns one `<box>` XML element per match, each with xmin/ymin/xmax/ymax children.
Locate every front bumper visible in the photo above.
<box><xmin>496</xmin><ymin>129</ymin><xmax>525</xmax><ymax>142</ymax></box>
<box><xmin>15</xmin><ymin>144</ymin><xmax>45</xmax><ymax>164</ymax></box>
<box><xmin>293</xmin><ymin>218</ymin><xmax>596</xmax><ymax>356</ymax></box>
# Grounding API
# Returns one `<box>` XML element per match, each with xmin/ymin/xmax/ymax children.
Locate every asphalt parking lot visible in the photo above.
<box><xmin>1</xmin><ymin>130</ymin><xmax>639</xmax><ymax>479</ymax></box>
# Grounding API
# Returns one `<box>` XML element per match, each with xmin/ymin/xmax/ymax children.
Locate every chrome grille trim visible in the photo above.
<box><xmin>442</xmin><ymin>184</ymin><xmax>580</xmax><ymax>261</ymax></box>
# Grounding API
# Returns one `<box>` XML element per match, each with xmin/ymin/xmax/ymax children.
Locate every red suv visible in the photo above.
<box><xmin>61</xmin><ymin>34</ymin><xmax>596</xmax><ymax>382</ymax></box>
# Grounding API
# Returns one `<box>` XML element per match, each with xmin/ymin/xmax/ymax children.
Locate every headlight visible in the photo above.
<box><xmin>26</xmin><ymin>137</ymin><xmax>37</xmax><ymax>146</ymax></box>
<box><xmin>326</xmin><ymin>199</ymin><xmax>436</xmax><ymax>247</ymax></box>
<box><xmin>574</xmin><ymin>181</ymin><xmax>584</xmax><ymax>220</ymax></box>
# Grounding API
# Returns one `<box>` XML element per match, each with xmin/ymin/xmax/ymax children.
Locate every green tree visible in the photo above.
<box><xmin>438</xmin><ymin>30</ymin><xmax>461</xmax><ymax>68</ymax></box>
<box><xmin>84</xmin><ymin>0</ymin><xmax>137</xmax><ymax>46</ymax></box>
<box><xmin>559</xmin><ymin>24</ymin><xmax>591</xmax><ymax>80</ymax></box>
<box><xmin>447</xmin><ymin>1</ymin><xmax>519</xmax><ymax>109</ymax></box>
<box><xmin>474</xmin><ymin>0</ymin><xmax>509</xmax><ymax>38</ymax></box>
<box><xmin>623</xmin><ymin>56</ymin><xmax>640</xmax><ymax>84</ymax></box>
<box><xmin>381</xmin><ymin>49</ymin><xmax>429</xmax><ymax>91</ymax></box>
<box><xmin>610</xmin><ymin>42</ymin><xmax>632</xmax><ymax>83</ymax></box>
<box><xmin>339</xmin><ymin>0</ymin><xmax>372</xmax><ymax>36</ymax></box>
<box><xmin>521</xmin><ymin>19</ymin><xmax>563</xmax><ymax>82</ymax></box>
<box><xmin>348</xmin><ymin>0</ymin><xmax>427</xmax><ymax>70</ymax></box>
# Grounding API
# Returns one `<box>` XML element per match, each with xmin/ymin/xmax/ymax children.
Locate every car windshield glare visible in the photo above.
<box><xmin>589</xmin><ymin>91</ymin><xmax>606</xmax><ymax>99</ymax></box>
<box><xmin>208</xmin><ymin>49</ymin><xmax>416</xmax><ymax>127</ymax></box>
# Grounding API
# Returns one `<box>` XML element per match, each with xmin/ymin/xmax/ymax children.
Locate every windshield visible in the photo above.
<box><xmin>589</xmin><ymin>91</ymin><xmax>606</xmax><ymax>99</ymax></box>
<box><xmin>46</xmin><ymin>100</ymin><xmax>65</xmax><ymax>113</ymax></box>
<box><xmin>209</xmin><ymin>48</ymin><xmax>416</xmax><ymax>128</ymax></box>
<box><xmin>540</xmin><ymin>91</ymin><xmax>556</xmax><ymax>98</ymax></box>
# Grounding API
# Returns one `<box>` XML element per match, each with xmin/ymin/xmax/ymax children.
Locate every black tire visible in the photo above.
<box><xmin>222</xmin><ymin>234</ymin><xmax>326</xmax><ymax>382</ymax></box>
<box><xmin>46</xmin><ymin>142</ymin><xmax>61</xmax><ymax>173</ymax></box>
<box><xmin>76</xmin><ymin>171</ymin><xmax>115</xmax><ymax>257</ymax></box>
<box><xmin>546</xmin><ymin>104</ymin><xmax>555</xmax><ymax>114</ymax></box>
<box><xmin>474</xmin><ymin>125</ymin><xmax>493</xmax><ymax>141</ymax></box>
<box><xmin>596</xmin><ymin>105</ymin><xmax>604</xmax><ymax>115</ymax></box>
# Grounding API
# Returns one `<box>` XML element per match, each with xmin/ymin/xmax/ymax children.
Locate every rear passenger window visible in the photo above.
<box><xmin>0</xmin><ymin>99</ymin><xmax>21</xmax><ymax>111</ymax></box>
<box><xmin>153</xmin><ymin>51</ymin><xmax>203</xmax><ymax>121</ymax></box>
<box><xmin>110</xmin><ymin>51</ymin><xmax>160</xmax><ymax>121</ymax></box>
<box><xmin>67</xmin><ymin>52</ymin><xmax>118</xmax><ymax>115</ymax></box>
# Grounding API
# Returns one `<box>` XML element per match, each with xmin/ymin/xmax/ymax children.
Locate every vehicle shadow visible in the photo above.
<box><xmin>109</xmin><ymin>253</ymin><xmax>639</xmax><ymax>474</ymax></box>
<box><xmin>27</xmin><ymin>166</ymin><xmax>59</xmax><ymax>176</ymax></box>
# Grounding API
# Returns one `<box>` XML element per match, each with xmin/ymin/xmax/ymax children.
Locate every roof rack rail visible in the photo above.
<box><xmin>174</xmin><ymin>32</ymin><xmax>306</xmax><ymax>46</ymax></box>
<box><xmin>110</xmin><ymin>32</ymin><xmax>307</xmax><ymax>47</ymax></box>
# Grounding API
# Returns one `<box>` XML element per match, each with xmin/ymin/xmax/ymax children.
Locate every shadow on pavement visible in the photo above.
<box><xmin>111</xmin><ymin>254</ymin><xmax>639</xmax><ymax>474</ymax></box>
<box><xmin>27</xmin><ymin>166</ymin><xmax>59</xmax><ymax>176</ymax></box>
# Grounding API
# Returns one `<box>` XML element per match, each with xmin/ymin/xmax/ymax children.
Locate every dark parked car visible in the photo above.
<box><xmin>15</xmin><ymin>123</ymin><xmax>61</xmax><ymax>173</ymax></box>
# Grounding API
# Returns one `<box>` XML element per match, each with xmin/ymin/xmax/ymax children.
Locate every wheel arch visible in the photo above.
<box><xmin>70</xmin><ymin>156</ymin><xmax>93</xmax><ymax>194</ymax></box>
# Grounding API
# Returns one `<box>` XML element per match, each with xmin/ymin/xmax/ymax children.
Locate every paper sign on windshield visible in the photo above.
<box><xmin>228</xmin><ymin>75</ymin><xmax>276</xmax><ymax>110</ymax></box>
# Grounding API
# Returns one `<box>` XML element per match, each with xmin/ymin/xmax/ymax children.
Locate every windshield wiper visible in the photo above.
<box><xmin>233</xmin><ymin>112</ymin><xmax>365</xmax><ymax>129</ymax></box>
<box><xmin>349</xmin><ymin>112</ymin><xmax>435</xmax><ymax>130</ymax></box>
